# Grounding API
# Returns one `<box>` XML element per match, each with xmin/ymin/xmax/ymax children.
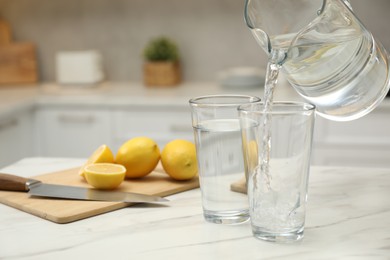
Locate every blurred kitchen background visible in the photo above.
<box><xmin>0</xmin><ymin>0</ymin><xmax>390</xmax><ymax>169</ymax></box>
<box><xmin>0</xmin><ymin>0</ymin><xmax>389</xmax><ymax>82</ymax></box>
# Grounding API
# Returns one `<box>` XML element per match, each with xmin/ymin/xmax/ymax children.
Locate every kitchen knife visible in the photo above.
<box><xmin>0</xmin><ymin>173</ymin><xmax>168</xmax><ymax>203</ymax></box>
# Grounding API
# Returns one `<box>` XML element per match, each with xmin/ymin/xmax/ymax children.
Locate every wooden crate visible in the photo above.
<box><xmin>143</xmin><ymin>61</ymin><xmax>181</xmax><ymax>87</ymax></box>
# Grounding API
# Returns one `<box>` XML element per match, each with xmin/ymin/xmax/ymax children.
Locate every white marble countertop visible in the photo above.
<box><xmin>0</xmin><ymin>80</ymin><xmax>302</xmax><ymax>120</ymax></box>
<box><xmin>0</xmin><ymin>157</ymin><xmax>389</xmax><ymax>259</ymax></box>
<box><xmin>1</xmin><ymin>81</ymin><xmax>390</xmax><ymax>120</ymax></box>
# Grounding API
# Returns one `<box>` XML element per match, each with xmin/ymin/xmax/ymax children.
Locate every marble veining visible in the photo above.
<box><xmin>0</xmin><ymin>158</ymin><xmax>389</xmax><ymax>259</ymax></box>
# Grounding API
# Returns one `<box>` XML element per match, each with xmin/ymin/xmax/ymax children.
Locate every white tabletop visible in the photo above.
<box><xmin>0</xmin><ymin>157</ymin><xmax>389</xmax><ymax>260</ymax></box>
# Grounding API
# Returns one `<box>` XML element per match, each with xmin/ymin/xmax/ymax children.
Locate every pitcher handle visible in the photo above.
<box><xmin>320</xmin><ymin>0</ymin><xmax>353</xmax><ymax>15</ymax></box>
<box><xmin>342</xmin><ymin>0</ymin><xmax>353</xmax><ymax>10</ymax></box>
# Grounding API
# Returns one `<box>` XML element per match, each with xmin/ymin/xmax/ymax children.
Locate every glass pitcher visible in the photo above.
<box><xmin>245</xmin><ymin>0</ymin><xmax>390</xmax><ymax>121</ymax></box>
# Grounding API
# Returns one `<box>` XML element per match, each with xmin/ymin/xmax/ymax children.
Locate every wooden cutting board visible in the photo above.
<box><xmin>230</xmin><ymin>177</ymin><xmax>247</xmax><ymax>194</ymax></box>
<box><xmin>0</xmin><ymin>42</ymin><xmax>38</xmax><ymax>84</ymax></box>
<box><xmin>0</xmin><ymin>20</ymin><xmax>12</xmax><ymax>45</ymax></box>
<box><xmin>0</xmin><ymin>165</ymin><xmax>199</xmax><ymax>224</ymax></box>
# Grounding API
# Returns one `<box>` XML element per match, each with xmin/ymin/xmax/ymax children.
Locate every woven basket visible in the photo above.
<box><xmin>143</xmin><ymin>61</ymin><xmax>181</xmax><ymax>87</ymax></box>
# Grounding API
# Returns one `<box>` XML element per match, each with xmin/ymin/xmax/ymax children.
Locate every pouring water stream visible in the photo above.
<box><xmin>246</xmin><ymin>0</ymin><xmax>390</xmax><ymax>192</ymax></box>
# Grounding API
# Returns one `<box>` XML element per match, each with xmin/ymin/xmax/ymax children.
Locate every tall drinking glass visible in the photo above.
<box><xmin>239</xmin><ymin>102</ymin><xmax>315</xmax><ymax>242</ymax></box>
<box><xmin>189</xmin><ymin>95</ymin><xmax>261</xmax><ymax>224</ymax></box>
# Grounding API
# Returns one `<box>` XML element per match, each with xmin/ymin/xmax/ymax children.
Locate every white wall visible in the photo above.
<box><xmin>0</xmin><ymin>0</ymin><xmax>388</xmax><ymax>82</ymax></box>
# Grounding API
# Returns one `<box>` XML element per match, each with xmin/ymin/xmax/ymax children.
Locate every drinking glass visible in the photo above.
<box><xmin>239</xmin><ymin>102</ymin><xmax>315</xmax><ymax>242</ymax></box>
<box><xmin>189</xmin><ymin>95</ymin><xmax>261</xmax><ymax>224</ymax></box>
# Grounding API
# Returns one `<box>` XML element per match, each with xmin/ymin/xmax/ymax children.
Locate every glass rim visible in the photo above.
<box><xmin>238</xmin><ymin>101</ymin><xmax>316</xmax><ymax>114</ymax></box>
<box><xmin>189</xmin><ymin>94</ymin><xmax>261</xmax><ymax>107</ymax></box>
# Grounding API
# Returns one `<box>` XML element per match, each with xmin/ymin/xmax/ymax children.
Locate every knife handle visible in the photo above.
<box><xmin>0</xmin><ymin>173</ymin><xmax>29</xmax><ymax>191</ymax></box>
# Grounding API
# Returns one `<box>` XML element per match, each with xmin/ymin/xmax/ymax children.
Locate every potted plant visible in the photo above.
<box><xmin>142</xmin><ymin>36</ymin><xmax>181</xmax><ymax>87</ymax></box>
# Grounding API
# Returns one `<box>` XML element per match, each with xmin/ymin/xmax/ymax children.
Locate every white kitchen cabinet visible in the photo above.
<box><xmin>112</xmin><ymin>105</ymin><xmax>194</xmax><ymax>151</ymax></box>
<box><xmin>312</xmin><ymin>104</ymin><xmax>390</xmax><ymax>167</ymax></box>
<box><xmin>0</xmin><ymin>110</ymin><xmax>34</xmax><ymax>168</ymax></box>
<box><xmin>31</xmin><ymin>101</ymin><xmax>390</xmax><ymax>167</ymax></box>
<box><xmin>33</xmin><ymin>103</ymin><xmax>194</xmax><ymax>159</ymax></box>
<box><xmin>34</xmin><ymin>107</ymin><xmax>113</xmax><ymax>158</ymax></box>
<box><xmin>1</xmin><ymin>83</ymin><xmax>389</xmax><ymax>168</ymax></box>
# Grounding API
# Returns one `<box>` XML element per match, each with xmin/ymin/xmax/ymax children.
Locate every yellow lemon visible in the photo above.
<box><xmin>161</xmin><ymin>139</ymin><xmax>198</xmax><ymax>181</ymax></box>
<box><xmin>79</xmin><ymin>144</ymin><xmax>115</xmax><ymax>179</ymax></box>
<box><xmin>244</xmin><ymin>139</ymin><xmax>258</xmax><ymax>171</ymax></box>
<box><xmin>84</xmin><ymin>163</ymin><xmax>126</xmax><ymax>190</ymax></box>
<box><xmin>115</xmin><ymin>137</ymin><xmax>161</xmax><ymax>178</ymax></box>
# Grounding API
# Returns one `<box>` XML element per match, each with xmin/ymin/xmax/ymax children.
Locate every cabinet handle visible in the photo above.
<box><xmin>169</xmin><ymin>124</ymin><xmax>192</xmax><ymax>133</ymax></box>
<box><xmin>58</xmin><ymin>114</ymin><xmax>95</xmax><ymax>124</ymax></box>
<box><xmin>0</xmin><ymin>119</ymin><xmax>18</xmax><ymax>131</ymax></box>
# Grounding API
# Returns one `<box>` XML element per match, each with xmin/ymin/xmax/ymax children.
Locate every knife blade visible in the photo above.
<box><xmin>0</xmin><ymin>173</ymin><xmax>168</xmax><ymax>203</ymax></box>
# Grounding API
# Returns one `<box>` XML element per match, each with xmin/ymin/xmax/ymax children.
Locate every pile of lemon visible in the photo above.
<box><xmin>79</xmin><ymin>137</ymin><xmax>198</xmax><ymax>190</ymax></box>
